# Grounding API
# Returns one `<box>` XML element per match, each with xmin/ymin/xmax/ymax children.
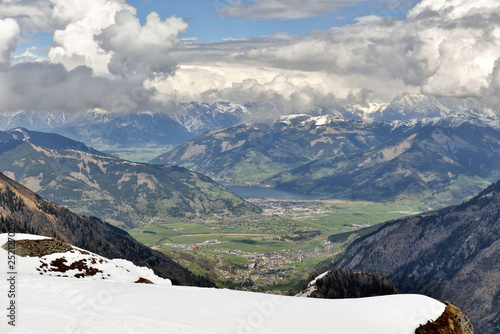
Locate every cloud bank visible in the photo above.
<box><xmin>0</xmin><ymin>0</ymin><xmax>187</xmax><ymax>113</ymax></box>
<box><xmin>157</xmin><ymin>0</ymin><xmax>500</xmax><ymax>111</ymax></box>
<box><xmin>0</xmin><ymin>0</ymin><xmax>499</xmax><ymax>115</ymax></box>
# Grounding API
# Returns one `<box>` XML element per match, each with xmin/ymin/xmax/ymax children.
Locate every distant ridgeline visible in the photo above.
<box><xmin>0</xmin><ymin>172</ymin><xmax>214</xmax><ymax>287</ymax></box>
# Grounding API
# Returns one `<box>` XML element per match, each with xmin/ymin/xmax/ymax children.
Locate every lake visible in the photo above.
<box><xmin>224</xmin><ymin>185</ymin><xmax>328</xmax><ymax>200</ymax></box>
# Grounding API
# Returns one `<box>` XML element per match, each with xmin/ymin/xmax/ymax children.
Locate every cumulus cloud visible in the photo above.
<box><xmin>0</xmin><ymin>0</ymin><xmax>188</xmax><ymax>113</ymax></box>
<box><xmin>408</xmin><ymin>0</ymin><xmax>500</xmax><ymax>98</ymax></box>
<box><xmin>2</xmin><ymin>0</ymin><xmax>187</xmax><ymax>78</ymax></box>
<box><xmin>0</xmin><ymin>18</ymin><xmax>20</xmax><ymax>63</ymax></box>
<box><xmin>156</xmin><ymin>0</ymin><xmax>500</xmax><ymax>110</ymax></box>
<box><xmin>47</xmin><ymin>0</ymin><xmax>136</xmax><ymax>74</ymax></box>
<box><xmin>12</xmin><ymin>49</ymin><xmax>44</xmax><ymax>64</ymax></box>
<box><xmin>96</xmin><ymin>10</ymin><xmax>188</xmax><ymax>79</ymax></box>
<box><xmin>0</xmin><ymin>62</ymin><xmax>154</xmax><ymax>112</ymax></box>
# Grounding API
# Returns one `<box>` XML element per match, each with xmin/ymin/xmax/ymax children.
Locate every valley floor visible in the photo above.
<box><xmin>130</xmin><ymin>199</ymin><xmax>418</xmax><ymax>293</ymax></box>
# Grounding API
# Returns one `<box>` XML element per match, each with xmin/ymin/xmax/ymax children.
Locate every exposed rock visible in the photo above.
<box><xmin>1</xmin><ymin>238</ymin><xmax>72</xmax><ymax>257</ymax></box>
<box><xmin>135</xmin><ymin>277</ymin><xmax>154</xmax><ymax>284</ymax></box>
<box><xmin>415</xmin><ymin>302</ymin><xmax>474</xmax><ymax>334</ymax></box>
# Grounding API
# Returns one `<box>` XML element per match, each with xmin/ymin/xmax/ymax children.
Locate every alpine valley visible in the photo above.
<box><xmin>3</xmin><ymin>0</ymin><xmax>500</xmax><ymax>332</ymax></box>
<box><xmin>1</xmin><ymin>94</ymin><xmax>499</xmax><ymax>334</ymax></box>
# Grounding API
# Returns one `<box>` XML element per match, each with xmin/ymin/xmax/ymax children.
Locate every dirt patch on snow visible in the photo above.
<box><xmin>135</xmin><ymin>277</ymin><xmax>154</xmax><ymax>284</ymax></box>
<box><xmin>47</xmin><ymin>257</ymin><xmax>103</xmax><ymax>278</ymax></box>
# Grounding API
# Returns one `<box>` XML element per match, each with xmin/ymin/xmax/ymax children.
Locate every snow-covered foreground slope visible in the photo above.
<box><xmin>0</xmin><ymin>234</ymin><xmax>446</xmax><ymax>333</ymax></box>
<box><xmin>0</xmin><ymin>234</ymin><xmax>171</xmax><ymax>285</ymax></box>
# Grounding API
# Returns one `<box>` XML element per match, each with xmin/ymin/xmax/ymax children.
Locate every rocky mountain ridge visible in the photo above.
<box><xmin>0</xmin><ymin>102</ymin><xmax>248</xmax><ymax>149</ymax></box>
<box><xmin>1</xmin><ymin>94</ymin><xmax>497</xmax><ymax>151</ymax></box>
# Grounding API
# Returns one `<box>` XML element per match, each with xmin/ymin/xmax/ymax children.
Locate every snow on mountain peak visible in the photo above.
<box><xmin>349</xmin><ymin>102</ymin><xmax>389</xmax><ymax>117</ymax></box>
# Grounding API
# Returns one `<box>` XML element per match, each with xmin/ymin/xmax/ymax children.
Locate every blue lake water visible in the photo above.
<box><xmin>224</xmin><ymin>185</ymin><xmax>328</xmax><ymax>200</ymax></box>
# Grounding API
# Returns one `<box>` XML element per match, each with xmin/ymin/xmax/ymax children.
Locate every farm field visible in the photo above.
<box><xmin>129</xmin><ymin>199</ymin><xmax>417</xmax><ymax>293</ymax></box>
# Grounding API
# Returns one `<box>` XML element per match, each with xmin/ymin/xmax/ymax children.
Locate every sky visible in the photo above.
<box><xmin>0</xmin><ymin>0</ymin><xmax>499</xmax><ymax>115</ymax></box>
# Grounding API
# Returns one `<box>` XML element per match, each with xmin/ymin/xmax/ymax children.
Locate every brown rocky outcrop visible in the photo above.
<box><xmin>416</xmin><ymin>302</ymin><xmax>474</xmax><ymax>334</ymax></box>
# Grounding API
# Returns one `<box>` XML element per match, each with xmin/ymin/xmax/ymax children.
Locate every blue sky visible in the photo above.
<box><xmin>128</xmin><ymin>0</ymin><xmax>346</xmax><ymax>42</ymax></box>
<box><xmin>14</xmin><ymin>0</ymin><xmax>420</xmax><ymax>59</ymax></box>
<box><xmin>128</xmin><ymin>0</ymin><xmax>417</xmax><ymax>42</ymax></box>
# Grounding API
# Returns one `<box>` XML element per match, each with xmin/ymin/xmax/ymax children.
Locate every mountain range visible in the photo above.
<box><xmin>0</xmin><ymin>128</ymin><xmax>259</xmax><ymax>228</ymax></box>
<box><xmin>151</xmin><ymin>115</ymin><xmax>404</xmax><ymax>183</ymax></box>
<box><xmin>0</xmin><ymin>102</ymin><xmax>248</xmax><ymax>150</ymax></box>
<box><xmin>333</xmin><ymin>178</ymin><xmax>500</xmax><ymax>334</ymax></box>
<box><xmin>268</xmin><ymin>122</ymin><xmax>500</xmax><ymax>207</ymax></box>
<box><xmin>152</xmin><ymin>113</ymin><xmax>500</xmax><ymax>208</ymax></box>
<box><xmin>340</xmin><ymin>94</ymin><xmax>500</xmax><ymax>124</ymax></box>
<box><xmin>1</xmin><ymin>94</ymin><xmax>497</xmax><ymax>152</ymax></box>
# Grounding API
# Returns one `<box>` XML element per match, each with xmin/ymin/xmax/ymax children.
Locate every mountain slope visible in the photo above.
<box><xmin>0</xmin><ymin>172</ymin><xmax>213</xmax><ymax>286</ymax></box>
<box><xmin>0</xmin><ymin>276</ymin><xmax>449</xmax><ymax>334</ymax></box>
<box><xmin>0</xmin><ymin>234</ymin><xmax>172</xmax><ymax>285</ymax></box>
<box><xmin>5</xmin><ymin>128</ymin><xmax>104</xmax><ymax>155</ymax></box>
<box><xmin>267</xmin><ymin>123</ymin><xmax>500</xmax><ymax>207</ymax></box>
<box><xmin>151</xmin><ymin>115</ymin><xmax>399</xmax><ymax>184</ymax></box>
<box><xmin>0</xmin><ymin>240</ymin><xmax>448</xmax><ymax>334</ymax></box>
<box><xmin>297</xmin><ymin>268</ymin><xmax>399</xmax><ymax>299</ymax></box>
<box><xmin>336</xmin><ymin>179</ymin><xmax>500</xmax><ymax>334</ymax></box>
<box><xmin>0</xmin><ymin>130</ymin><xmax>259</xmax><ymax>228</ymax></box>
<box><xmin>153</xmin><ymin>113</ymin><xmax>500</xmax><ymax>208</ymax></box>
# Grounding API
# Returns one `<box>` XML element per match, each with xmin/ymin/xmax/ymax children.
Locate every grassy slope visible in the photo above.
<box><xmin>0</xmin><ymin>142</ymin><xmax>259</xmax><ymax>228</ymax></box>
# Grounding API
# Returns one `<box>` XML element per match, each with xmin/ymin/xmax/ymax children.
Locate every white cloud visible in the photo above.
<box><xmin>1</xmin><ymin>0</ymin><xmax>500</xmax><ymax>115</ymax></box>
<box><xmin>12</xmin><ymin>48</ymin><xmax>45</xmax><ymax>64</ymax></box>
<box><xmin>409</xmin><ymin>0</ymin><xmax>500</xmax><ymax>97</ymax></box>
<box><xmin>158</xmin><ymin>0</ymin><xmax>500</xmax><ymax>109</ymax></box>
<box><xmin>214</xmin><ymin>0</ymin><xmax>421</xmax><ymax>21</ymax></box>
<box><xmin>96</xmin><ymin>10</ymin><xmax>188</xmax><ymax>79</ymax></box>
<box><xmin>215</xmin><ymin>0</ymin><xmax>362</xmax><ymax>20</ymax></box>
<box><xmin>0</xmin><ymin>18</ymin><xmax>20</xmax><ymax>64</ymax></box>
<box><xmin>47</xmin><ymin>0</ymin><xmax>135</xmax><ymax>75</ymax></box>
